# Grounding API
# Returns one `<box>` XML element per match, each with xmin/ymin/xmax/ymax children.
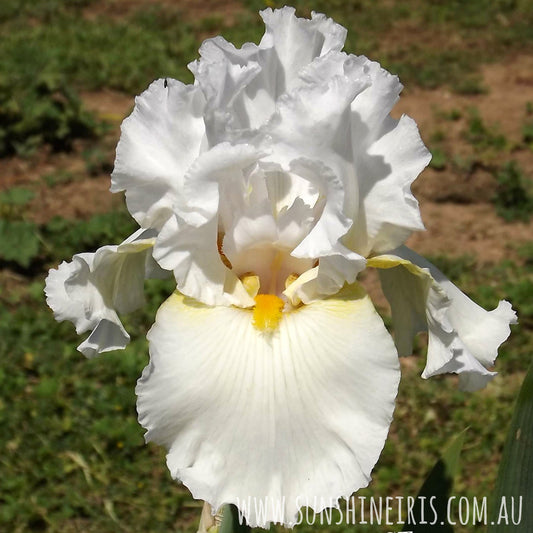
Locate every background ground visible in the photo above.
<box><xmin>1</xmin><ymin>0</ymin><xmax>532</xmax><ymax>532</ymax></box>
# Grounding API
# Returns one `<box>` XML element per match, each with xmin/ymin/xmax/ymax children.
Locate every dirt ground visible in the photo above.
<box><xmin>3</xmin><ymin>54</ymin><xmax>532</xmax><ymax>265</ymax></box>
<box><xmin>82</xmin><ymin>0</ymin><xmax>245</xmax><ymax>24</ymax></box>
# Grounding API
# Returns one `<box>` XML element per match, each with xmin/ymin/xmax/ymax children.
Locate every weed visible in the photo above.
<box><xmin>42</xmin><ymin>210</ymin><xmax>138</xmax><ymax>262</ymax></box>
<box><xmin>424</xmin><ymin>254</ymin><xmax>477</xmax><ymax>284</ymax></box>
<box><xmin>42</xmin><ymin>170</ymin><xmax>77</xmax><ymax>188</ymax></box>
<box><xmin>0</xmin><ymin>74</ymin><xmax>102</xmax><ymax>157</ymax></box>
<box><xmin>463</xmin><ymin>108</ymin><xmax>508</xmax><ymax>153</ymax></box>
<box><xmin>492</xmin><ymin>160</ymin><xmax>533</xmax><ymax>222</ymax></box>
<box><xmin>522</xmin><ymin>121</ymin><xmax>533</xmax><ymax>147</ymax></box>
<box><xmin>82</xmin><ymin>146</ymin><xmax>113</xmax><ymax>177</ymax></box>
<box><xmin>453</xmin><ymin>75</ymin><xmax>487</xmax><ymax>95</ymax></box>
<box><xmin>0</xmin><ymin>187</ymin><xmax>39</xmax><ymax>268</ymax></box>
<box><xmin>517</xmin><ymin>242</ymin><xmax>533</xmax><ymax>267</ymax></box>
<box><xmin>429</xmin><ymin>147</ymin><xmax>447</xmax><ymax>170</ymax></box>
<box><xmin>430</xmin><ymin>130</ymin><xmax>446</xmax><ymax>143</ymax></box>
<box><xmin>0</xmin><ymin>219</ymin><xmax>40</xmax><ymax>268</ymax></box>
<box><xmin>437</xmin><ymin>108</ymin><xmax>463</xmax><ymax>121</ymax></box>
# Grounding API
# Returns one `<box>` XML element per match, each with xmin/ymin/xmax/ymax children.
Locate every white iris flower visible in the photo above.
<box><xmin>45</xmin><ymin>7</ymin><xmax>516</xmax><ymax>528</ymax></box>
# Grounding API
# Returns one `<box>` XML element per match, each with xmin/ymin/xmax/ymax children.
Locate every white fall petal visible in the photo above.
<box><xmin>136</xmin><ymin>284</ymin><xmax>400</xmax><ymax>527</ymax></box>
<box><xmin>45</xmin><ymin>229</ymin><xmax>164</xmax><ymax>357</ymax></box>
<box><xmin>373</xmin><ymin>246</ymin><xmax>517</xmax><ymax>391</ymax></box>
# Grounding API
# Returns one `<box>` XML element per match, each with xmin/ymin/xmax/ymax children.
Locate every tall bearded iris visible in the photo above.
<box><xmin>45</xmin><ymin>7</ymin><xmax>516</xmax><ymax>528</ymax></box>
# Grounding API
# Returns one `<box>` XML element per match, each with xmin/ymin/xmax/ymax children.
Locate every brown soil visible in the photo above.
<box><xmin>83</xmin><ymin>0</ymin><xmax>245</xmax><ymax>24</ymax></box>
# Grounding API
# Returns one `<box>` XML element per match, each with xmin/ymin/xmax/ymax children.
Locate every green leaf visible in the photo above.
<box><xmin>405</xmin><ymin>429</ymin><xmax>468</xmax><ymax>532</ymax></box>
<box><xmin>488</xmin><ymin>360</ymin><xmax>533</xmax><ymax>532</ymax></box>
<box><xmin>0</xmin><ymin>219</ymin><xmax>40</xmax><ymax>267</ymax></box>
<box><xmin>219</xmin><ymin>504</ymin><xmax>251</xmax><ymax>533</ymax></box>
<box><xmin>0</xmin><ymin>187</ymin><xmax>35</xmax><ymax>207</ymax></box>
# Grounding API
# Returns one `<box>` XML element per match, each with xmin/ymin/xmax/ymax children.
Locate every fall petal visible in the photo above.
<box><xmin>374</xmin><ymin>247</ymin><xmax>516</xmax><ymax>390</ymax></box>
<box><xmin>137</xmin><ymin>284</ymin><xmax>399</xmax><ymax>527</ymax></box>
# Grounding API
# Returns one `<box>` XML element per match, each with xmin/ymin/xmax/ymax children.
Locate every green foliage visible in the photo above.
<box><xmin>42</xmin><ymin>210</ymin><xmax>138</xmax><ymax>261</ymax></box>
<box><xmin>0</xmin><ymin>219</ymin><xmax>40</xmax><ymax>267</ymax></box>
<box><xmin>0</xmin><ymin>71</ymin><xmax>103</xmax><ymax>156</ymax></box>
<box><xmin>0</xmin><ymin>8</ymin><xmax>199</xmax><ymax>95</ymax></box>
<box><xmin>430</xmin><ymin>147</ymin><xmax>447</xmax><ymax>170</ymax></box>
<box><xmin>82</xmin><ymin>145</ymin><xmax>113</xmax><ymax>177</ymax></box>
<box><xmin>406</xmin><ymin>430</ymin><xmax>468</xmax><ymax>532</ymax></box>
<box><xmin>492</xmin><ymin>161</ymin><xmax>533</xmax><ymax>222</ymax></box>
<box><xmin>0</xmin><ymin>187</ymin><xmax>39</xmax><ymax>267</ymax></box>
<box><xmin>0</xmin><ymin>203</ymin><xmax>137</xmax><ymax>269</ymax></box>
<box><xmin>42</xmin><ymin>169</ymin><xmax>77</xmax><ymax>188</ymax></box>
<box><xmin>441</xmin><ymin>108</ymin><xmax>463</xmax><ymax>121</ymax></box>
<box><xmin>488</xmin><ymin>360</ymin><xmax>533</xmax><ymax>532</ymax></box>
<box><xmin>522</xmin><ymin>121</ymin><xmax>533</xmax><ymax>147</ymax></box>
<box><xmin>0</xmin><ymin>187</ymin><xmax>35</xmax><ymax>217</ymax></box>
<box><xmin>0</xmin><ymin>4</ymin><xmax>201</xmax><ymax>155</ymax></box>
<box><xmin>0</xmin><ymin>0</ymin><xmax>96</xmax><ymax>23</ymax></box>
<box><xmin>453</xmin><ymin>75</ymin><xmax>487</xmax><ymax>95</ymax></box>
<box><xmin>387</xmin><ymin>47</ymin><xmax>478</xmax><ymax>91</ymax></box>
<box><xmin>429</xmin><ymin>129</ymin><xmax>448</xmax><ymax>170</ymax></box>
<box><xmin>220</xmin><ymin>505</ymin><xmax>252</xmax><ymax>533</ymax></box>
<box><xmin>424</xmin><ymin>254</ymin><xmax>477</xmax><ymax>284</ymax></box>
<box><xmin>464</xmin><ymin>108</ymin><xmax>508</xmax><ymax>153</ymax></box>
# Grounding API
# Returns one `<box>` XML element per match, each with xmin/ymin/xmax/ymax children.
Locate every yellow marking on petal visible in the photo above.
<box><xmin>366</xmin><ymin>257</ymin><xmax>405</xmax><ymax>269</ymax></box>
<box><xmin>252</xmin><ymin>294</ymin><xmax>285</xmax><ymax>332</ymax></box>
<box><xmin>367</xmin><ymin>255</ymin><xmax>425</xmax><ymax>277</ymax></box>
<box><xmin>217</xmin><ymin>233</ymin><xmax>232</xmax><ymax>269</ymax></box>
<box><xmin>241</xmin><ymin>273</ymin><xmax>260</xmax><ymax>298</ymax></box>
<box><xmin>268</xmin><ymin>251</ymin><xmax>285</xmax><ymax>294</ymax></box>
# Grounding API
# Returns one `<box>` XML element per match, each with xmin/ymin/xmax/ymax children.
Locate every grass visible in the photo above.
<box><xmin>1</xmin><ymin>1</ymin><xmax>533</xmax><ymax>532</ymax></box>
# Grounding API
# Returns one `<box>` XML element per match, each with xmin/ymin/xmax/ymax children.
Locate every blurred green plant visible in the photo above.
<box><xmin>0</xmin><ymin>187</ymin><xmax>39</xmax><ymax>268</ymax></box>
<box><xmin>42</xmin><ymin>210</ymin><xmax>138</xmax><ymax>261</ymax></box>
<box><xmin>0</xmin><ymin>73</ymin><xmax>103</xmax><ymax>156</ymax></box>
<box><xmin>522</xmin><ymin>121</ymin><xmax>533</xmax><ymax>148</ymax></box>
<box><xmin>0</xmin><ymin>198</ymin><xmax>137</xmax><ymax>270</ymax></box>
<box><xmin>430</xmin><ymin>147</ymin><xmax>447</xmax><ymax>170</ymax></box>
<box><xmin>82</xmin><ymin>145</ymin><xmax>113</xmax><ymax>177</ymax></box>
<box><xmin>463</xmin><ymin>108</ymin><xmax>508</xmax><ymax>153</ymax></box>
<box><xmin>42</xmin><ymin>169</ymin><xmax>77</xmax><ymax>188</ymax></box>
<box><xmin>492</xmin><ymin>160</ymin><xmax>533</xmax><ymax>222</ymax></box>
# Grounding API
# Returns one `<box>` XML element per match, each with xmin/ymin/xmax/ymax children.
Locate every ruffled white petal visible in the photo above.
<box><xmin>373</xmin><ymin>247</ymin><xmax>516</xmax><ymax>390</ymax></box>
<box><xmin>45</xmin><ymin>229</ymin><xmax>164</xmax><ymax>357</ymax></box>
<box><xmin>349</xmin><ymin>115</ymin><xmax>430</xmax><ymax>256</ymax></box>
<box><xmin>188</xmin><ymin>7</ymin><xmax>348</xmax><ymax>142</ymax></box>
<box><xmin>361</xmin><ymin>116</ymin><xmax>429</xmax><ymax>250</ymax></box>
<box><xmin>260</xmin><ymin>7</ymin><xmax>347</xmax><ymax>94</ymax></box>
<box><xmin>136</xmin><ymin>284</ymin><xmax>399</xmax><ymax>527</ymax></box>
<box><xmin>111</xmin><ymin>79</ymin><xmax>206</xmax><ymax>229</ymax></box>
<box><xmin>45</xmin><ymin>252</ymin><xmax>129</xmax><ymax>357</ymax></box>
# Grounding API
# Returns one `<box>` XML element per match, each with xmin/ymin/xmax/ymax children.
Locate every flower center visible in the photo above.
<box><xmin>252</xmin><ymin>294</ymin><xmax>285</xmax><ymax>332</ymax></box>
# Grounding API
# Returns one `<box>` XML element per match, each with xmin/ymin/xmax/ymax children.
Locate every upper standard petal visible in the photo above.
<box><xmin>111</xmin><ymin>79</ymin><xmax>206</xmax><ymax>230</ymax></box>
